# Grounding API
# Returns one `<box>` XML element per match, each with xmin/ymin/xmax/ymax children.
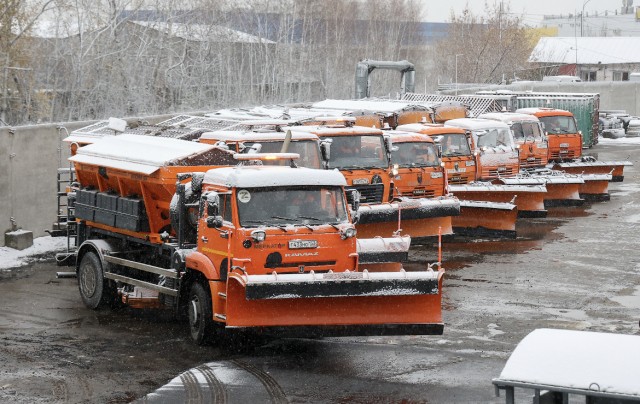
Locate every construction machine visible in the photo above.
<box><xmin>59</xmin><ymin>134</ymin><xmax>445</xmax><ymax>344</ymax></box>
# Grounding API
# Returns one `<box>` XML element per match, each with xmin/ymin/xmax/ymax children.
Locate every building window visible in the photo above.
<box><xmin>581</xmin><ymin>71</ymin><xmax>597</xmax><ymax>81</ymax></box>
<box><xmin>613</xmin><ymin>71</ymin><xmax>629</xmax><ymax>81</ymax></box>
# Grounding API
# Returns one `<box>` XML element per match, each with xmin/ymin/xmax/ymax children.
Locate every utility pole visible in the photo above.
<box><xmin>455</xmin><ymin>54</ymin><xmax>463</xmax><ymax>95</ymax></box>
<box><xmin>581</xmin><ymin>0</ymin><xmax>592</xmax><ymax>37</ymax></box>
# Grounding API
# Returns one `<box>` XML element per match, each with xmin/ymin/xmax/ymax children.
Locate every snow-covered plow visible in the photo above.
<box><xmin>224</xmin><ymin>267</ymin><xmax>445</xmax><ymax>335</ymax></box>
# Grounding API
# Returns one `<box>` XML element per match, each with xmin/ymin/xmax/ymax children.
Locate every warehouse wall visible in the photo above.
<box><xmin>451</xmin><ymin>82</ymin><xmax>640</xmax><ymax>116</ymax></box>
<box><xmin>0</xmin><ymin>113</ymin><xmax>193</xmax><ymax>247</ymax></box>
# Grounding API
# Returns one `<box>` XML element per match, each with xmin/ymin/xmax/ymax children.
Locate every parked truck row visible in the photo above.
<box><xmin>53</xmin><ymin>91</ymin><xmax>631</xmax><ymax>345</ymax></box>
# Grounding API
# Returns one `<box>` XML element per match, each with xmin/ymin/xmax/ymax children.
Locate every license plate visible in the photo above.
<box><xmin>352</xmin><ymin>178</ymin><xmax>369</xmax><ymax>185</ymax></box>
<box><xmin>527</xmin><ymin>157</ymin><xmax>535</xmax><ymax>161</ymax></box>
<box><xmin>560</xmin><ymin>143</ymin><xmax>569</xmax><ymax>148</ymax></box>
<box><xmin>497</xmin><ymin>167</ymin><xmax>507</xmax><ymax>172</ymax></box>
<box><xmin>413</xmin><ymin>189</ymin><xmax>426</xmax><ymax>195</ymax></box>
<box><xmin>289</xmin><ymin>240</ymin><xmax>318</xmax><ymax>249</ymax></box>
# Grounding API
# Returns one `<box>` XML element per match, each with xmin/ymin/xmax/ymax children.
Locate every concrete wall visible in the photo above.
<box><xmin>448</xmin><ymin>82</ymin><xmax>640</xmax><ymax>116</ymax></box>
<box><xmin>0</xmin><ymin>113</ymin><xmax>200</xmax><ymax>247</ymax></box>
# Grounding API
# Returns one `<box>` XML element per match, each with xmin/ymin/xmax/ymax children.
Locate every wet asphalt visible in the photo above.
<box><xmin>1</xmin><ymin>142</ymin><xmax>639</xmax><ymax>403</ymax></box>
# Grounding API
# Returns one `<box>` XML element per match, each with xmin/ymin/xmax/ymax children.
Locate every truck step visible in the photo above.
<box><xmin>218</xmin><ymin>292</ymin><xmax>227</xmax><ymax>299</ymax></box>
<box><xmin>104</xmin><ymin>272</ymin><xmax>178</xmax><ymax>296</ymax></box>
<box><xmin>214</xmin><ymin>313</ymin><xmax>227</xmax><ymax>320</ymax></box>
<box><xmin>104</xmin><ymin>256</ymin><xmax>178</xmax><ymax>279</ymax></box>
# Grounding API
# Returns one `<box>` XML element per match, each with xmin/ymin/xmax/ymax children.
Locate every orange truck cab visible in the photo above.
<box><xmin>63</xmin><ymin>134</ymin><xmax>445</xmax><ymax>344</ymax></box>
<box><xmin>478</xmin><ymin>112</ymin><xmax>549</xmax><ymax>169</ymax></box>
<box><xmin>290</xmin><ymin>123</ymin><xmax>460</xmax><ymax>241</ymax></box>
<box><xmin>516</xmin><ymin>108</ymin><xmax>582</xmax><ymax>162</ymax></box>
<box><xmin>444</xmin><ymin>118</ymin><xmax>520</xmax><ymax>181</ymax></box>
<box><xmin>199</xmin><ymin>130</ymin><xmax>323</xmax><ymax>169</ymax></box>
<box><xmin>395</xmin><ymin>124</ymin><xmax>476</xmax><ymax>184</ymax></box>
<box><xmin>385</xmin><ymin>131</ymin><xmax>446</xmax><ymax>198</ymax></box>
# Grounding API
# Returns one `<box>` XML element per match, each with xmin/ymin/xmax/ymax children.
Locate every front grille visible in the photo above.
<box><xmin>485</xmin><ymin>167</ymin><xmax>515</xmax><ymax>179</ymax></box>
<box><xmin>550</xmin><ymin>150</ymin><xmax>577</xmax><ymax>160</ymax></box>
<box><xmin>520</xmin><ymin>157</ymin><xmax>543</xmax><ymax>168</ymax></box>
<box><xmin>346</xmin><ymin>183</ymin><xmax>385</xmax><ymax>204</ymax></box>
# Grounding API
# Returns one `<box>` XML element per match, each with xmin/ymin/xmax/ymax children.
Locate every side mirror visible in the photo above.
<box><xmin>206</xmin><ymin>192</ymin><xmax>221</xmax><ymax>216</ymax></box>
<box><xmin>349</xmin><ymin>189</ymin><xmax>360</xmax><ymax>224</ymax></box>
<box><xmin>206</xmin><ymin>215</ymin><xmax>224</xmax><ymax>228</ymax></box>
<box><xmin>320</xmin><ymin>139</ymin><xmax>332</xmax><ymax>162</ymax></box>
<box><xmin>436</xmin><ymin>145</ymin><xmax>443</xmax><ymax>158</ymax></box>
<box><xmin>384</xmin><ymin>136</ymin><xmax>394</xmax><ymax>153</ymax></box>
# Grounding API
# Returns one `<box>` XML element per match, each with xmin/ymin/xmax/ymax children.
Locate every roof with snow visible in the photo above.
<box><xmin>529</xmin><ymin>37</ymin><xmax>640</xmax><ymax>65</ymax></box>
<box><xmin>494</xmin><ymin>328</ymin><xmax>640</xmax><ymax>399</ymax></box>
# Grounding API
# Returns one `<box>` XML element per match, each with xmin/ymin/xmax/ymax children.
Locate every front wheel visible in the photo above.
<box><xmin>188</xmin><ymin>282</ymin><xmax>217</xmax><ymax>345</ymax></box>
<box><xmin>78</xmin><ymin>251</ymin><xmax>113</xmax><ymax>309</ymax></box>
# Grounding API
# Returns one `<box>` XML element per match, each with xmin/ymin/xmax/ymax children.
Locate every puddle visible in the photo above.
<box><xmin>611</xmin><ymin>285</ymin><xmax>640</xmax><ymax>309</ymax></box>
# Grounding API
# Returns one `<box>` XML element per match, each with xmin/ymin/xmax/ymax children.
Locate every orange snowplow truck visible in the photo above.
<box><xmin>515</xmin><ymin>108</ymin><xmax>582</xmax><ymax>161</ymax></box>
<box><xmin>385</xmin><ymin>131</ymin><xmax>447</xmax><ymax>198</ymax></box>
<box><xmin>63</xmin><ymin>134</ymin><xmax>444</xmax><ymax>344</ymax></box>
<box><xmin>290</xmin><ymin>123</ymin><xmax>460</xmax><ymax>241</ymax></box>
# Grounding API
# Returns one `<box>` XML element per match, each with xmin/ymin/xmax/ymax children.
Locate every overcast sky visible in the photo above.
<box><xmin>421</xmin><ymin>0</ymin><xmax>626</xmax><ymax>24</ymax></box>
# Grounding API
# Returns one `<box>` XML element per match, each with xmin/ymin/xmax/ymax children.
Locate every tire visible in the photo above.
<box><xmin>188</xmin><ymin>282</ymin><xmax>217</xmax><ymax>345</ymax></box>
<box><xmin>77</xmin><ymin>251</ymin><xmax>114</xmax><ymax>309</ymax></box>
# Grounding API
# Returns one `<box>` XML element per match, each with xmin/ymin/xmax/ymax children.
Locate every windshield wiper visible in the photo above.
<box><xmin>244</xmin><ymin>219</ymin><xmax>288</xmax><ymax>232</ymax></box>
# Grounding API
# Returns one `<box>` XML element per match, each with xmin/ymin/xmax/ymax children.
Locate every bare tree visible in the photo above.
<box><xmin>433</xmin><ymin>1</ymin><xmax>534</xmax><ymax>85</ymax></box>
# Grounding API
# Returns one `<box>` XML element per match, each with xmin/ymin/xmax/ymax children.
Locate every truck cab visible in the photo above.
<box><xmin>199</xmin><ymin>130</ymin><xmax>323</xmax><ymax>169</ymax></box>
<box><xmin>194</xmin><ymin>164</ymin><xmax>358</xmax><ymax>281</ymax></box>
<box><xmin>385</xmin><ymin>131</ymin><xmax>446</xmax><ymax>198</ymax></box>
<box><xmin>479</xmin><ymin>112</ymin><xmax>548</xmax><ymax>169</ymax></box>
<box><xmin>445</xmin><ymin>118</ymin><xmax>519</xmax><ymax>181</ymax></box>
<box><xmin>291</xmin><ymin>124</ymin><xmax>394</xmax><ymax>204</ymax></box>
<box><xmin>516</xmin><ymin>108</ymin><xmax>582</xmax><ymax>161</ymax></box>
<box><xmin>396</xmin><ymin>123</ymin><xmax>476</xmax><ymax>185</ymax></box>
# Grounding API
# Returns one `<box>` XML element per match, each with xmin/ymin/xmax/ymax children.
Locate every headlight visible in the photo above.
<box><xmin>341</xmin><ymin>227</ymin><xmax>357</xmax><ymax>240</ymax></box>
<box><xmin>392</xmin><ymin>164</ymin><xmax>399</xmax><ymax>176</ymax></box>
<box><xmin>251</xmin><ymin>230</ymin><xmax>266</xmax><ymax>242</ymax></box>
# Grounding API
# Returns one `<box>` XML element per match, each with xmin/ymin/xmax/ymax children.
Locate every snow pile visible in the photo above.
<box><xmin>598</xmin><ymin>136</ymin><xmax>640</xmax><ymax>145</ymax></box>
<box><xmin>0</xmin><ymin>236</ymin><xmax>68</xmax><ymax>270</ymax></box>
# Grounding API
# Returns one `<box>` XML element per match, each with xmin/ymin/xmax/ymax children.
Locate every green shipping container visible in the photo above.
<box><xmin>511</xmin><ymin>93</ymin><xmax>600</xmax><ymax>148</ymax></box>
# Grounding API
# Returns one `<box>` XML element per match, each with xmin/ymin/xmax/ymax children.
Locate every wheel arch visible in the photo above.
<box><xmin>76</xmin><ymin>239</ymin><xmax>121</xmax><ymax>274</ymax></box>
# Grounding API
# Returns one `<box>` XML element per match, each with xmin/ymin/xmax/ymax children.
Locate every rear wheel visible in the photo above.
<box><xmin>78</xmin><ymin>251</ymin><xmax>114</xmax><ymax>309</ymax></box>
<box><xmin>188</xmin><ymin>282</ymin><xmax>216</xmax><ymax>345</ymax></box>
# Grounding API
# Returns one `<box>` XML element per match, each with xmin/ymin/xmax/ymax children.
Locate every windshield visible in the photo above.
<box><xmin>241</xmin><ymin>140</ymin><xmax>321</xmax><ymax>169</ymax></box>
<box><xmin>431</xmin><ymin>134</ymin><xmax>472</xmax><ymax>156</ymax></box>
<box><xmin>237</xmin><ymin>186</ymin><xmax>349</xmax><ymax>227</ymax></box>
<box><xmin>327</xmin><ymin>135</ymin><xmax>388</xmax><ymax>169</ymax></box>
<box><xmin>391</xmin><ymin>142</ymin><xmax>440</xmax><ymax>167</ymax></box>
<box><xmin>473</xmin><ymin>128</ymin><xmax>513</xmax><ymax>148</ymax></box>
<box><xmin>511</xmin><ymin>122</ymin><xmax>543</xmax><ymax>140</ymax></box>
<box><xmin>539</xmin><ymin>116</ymin><xmax>578</xmax><ymax>134</ymax></box>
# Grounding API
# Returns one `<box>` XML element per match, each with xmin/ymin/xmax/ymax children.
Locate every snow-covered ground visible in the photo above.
<box><xmin>598</xmin><ymin>136</ymin><xmax>640</xmax><ymax>144</ymax></box>
<box><xmin>0</xmin><ymin>236</ymin><xmax>68</xmax><ymax>270</ymax></box>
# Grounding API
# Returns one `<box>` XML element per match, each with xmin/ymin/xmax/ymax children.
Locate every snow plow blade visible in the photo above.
<box><xmin>554</xmin><ymin>160</ymin><xmax>632</xmax><ymax>182</ymax></box>
<box><xmin>579</xmin><ymin>173</ymin><xmax>612</xmax><ymax>201</ymax></box>
<box><xmin>223</xmin><ymin>269</ymin><xmax>444</xmax><ymax>335</ymax></box>
<box><xmin>500</xmin><ymin>174</ymin><xmax>585</xmax><ymax>207</ymax></box>
<box><xmin>355</xmin><ymin>196</ymin><xmax>459</xmax><ymax>239</ymax></box>
<box><xmin>357</xmin><ymin>236</ymin><xmax>410</xmax><ymax>264</ymax></box>
<box><xmin>449</xmin><ymin>183</ymin><xmax>547</xmax><ymax>218</ymax></box>
<box><xmin>453</xmin><ymin>200</ymin><xmax>517</xmax><ymax>239</ymax></box>
<box><xmin>240</xmin><ymin>270</ymin><xmax>439</xmax><ymax>300</ymax></box>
